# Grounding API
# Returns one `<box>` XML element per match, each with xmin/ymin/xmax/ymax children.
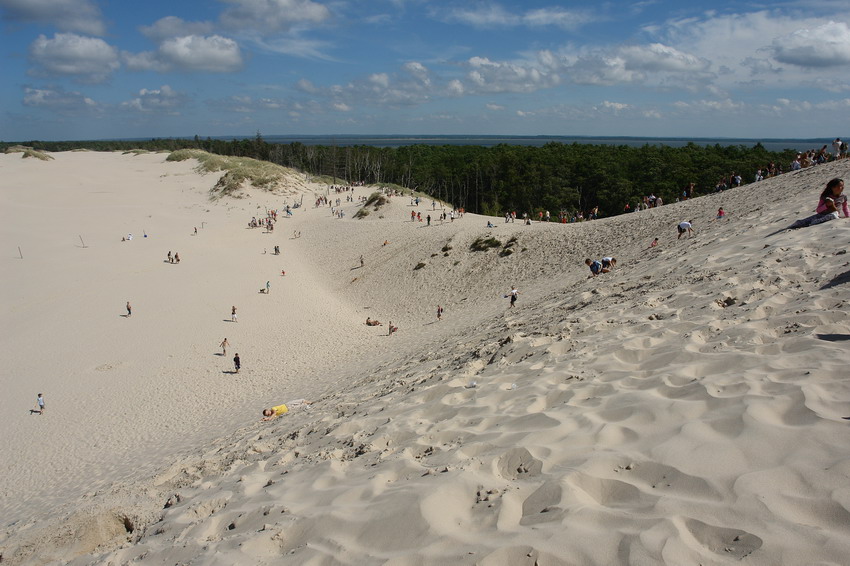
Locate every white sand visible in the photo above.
<box><xmin>1</xmin><ymin>151</ymin><xmax>850</xmax><ymax>565</ymax></box>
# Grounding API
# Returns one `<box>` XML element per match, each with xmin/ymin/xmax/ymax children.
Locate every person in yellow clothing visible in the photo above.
<box><xmin>261</xmin><ymin>404</ymin><xmax>288</xmax><ymax>421</ymax></box>
<box><xmin>261</xmin><ymin>399</ymin><xmax>312</xmax><ymax>421</ymax></box>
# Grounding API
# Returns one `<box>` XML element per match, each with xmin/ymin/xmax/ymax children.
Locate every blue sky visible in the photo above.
<box><xmin>1</xmin><ymin>0</ymin><xmax>849</xmax><ymax>141</ymax></box>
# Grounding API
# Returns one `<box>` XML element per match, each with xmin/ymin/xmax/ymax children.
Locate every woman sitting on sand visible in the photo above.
<box><xmin>789</xmin><ymin>178</ymin><xmax>847</xmax><ymax>229</ymax></box>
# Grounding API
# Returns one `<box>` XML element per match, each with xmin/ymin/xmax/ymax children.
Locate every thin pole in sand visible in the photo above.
<box><xmin>201</xmin><ymin>222</ymin><xmax>207</xmax><ymax>229</ymax></box>
<box><xmin>79</xmin><ymin>235</ymin><xmax>87</xmax><ymax>248</ymax></box>
<box><xmin>18</xmin><ymin>246</ymin><xmax>23</xmax><ymax>259</ymax></box>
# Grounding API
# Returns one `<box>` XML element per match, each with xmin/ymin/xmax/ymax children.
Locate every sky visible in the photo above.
<box><xmin>1</xmin><ymin>0</ymin><xmax>849</xmax><ymax>141</ymax></box>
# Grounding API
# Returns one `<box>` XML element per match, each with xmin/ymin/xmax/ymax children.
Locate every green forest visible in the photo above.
<box><xmin>3</xmin><ymin>136</ymin><xmax>800</xmax><ymax>218</ymax></box>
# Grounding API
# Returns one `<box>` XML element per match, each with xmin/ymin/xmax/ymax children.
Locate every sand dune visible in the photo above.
<box><xmin>1</xmin><ymin>151</ymin><xmax>849</xmax><ymax>565</ymax></box>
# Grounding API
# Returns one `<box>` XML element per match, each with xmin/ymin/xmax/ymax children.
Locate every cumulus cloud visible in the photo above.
<box><xmin>0</xmin><ymin>0</ymin><xmax>105</xmax><ymax>35</ymax></box>
<box><xmin>121</xmin><ymin>85</ymin><xmax>187</xmax><ymax>113</ymax></box>
<box><xmin>140</xmin><ymin>16</ymin><xmax>215</xmax><ymax>42</ymax></box>
<box><xmin>124</xmin><ymin>35</ymin><xmax>243</xmax><ymax>73</ymax></box>
<box><xmin>28</xmin><ymin>33</ymin><xmax>119</xmax><ymax>83</ymax></box>
<box><xmin>464</xmin><ymin>56</ymin><xmax>561</xmax><ymax>93</ymax></box>
<box><xmin>22</xmin><ymin>86</ymin><xmax>97</xmax><ymax>112</ymax></box>
<box><xmin>486</xmin><ymin>103</ymin><xmax>505</xmax><ymax>111</ymax></box>
<box><xmin>219</xmin><ymin>0</ymin><xmax>331</xmax><ymax>34</ymax></box>
<box><xmin>772</xmin><ymin>21</ymin><xmax>850</xmax><ymax>67</ymax></box>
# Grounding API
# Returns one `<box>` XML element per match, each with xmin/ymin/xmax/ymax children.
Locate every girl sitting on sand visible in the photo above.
<box><xmin>789</xmin><ymin>178</ymin><xmax>847</xmax><ymax>229</ymax></box>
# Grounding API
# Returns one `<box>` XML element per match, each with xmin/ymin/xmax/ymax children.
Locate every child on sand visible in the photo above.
<box><xmin>220</xmin><ymin>338</ymin><xmax>229</xmax><ymax>356</ymax></box>
<box><xmin>231</xmin><ymin>306</ymin><xmax>237</xmax><ymax>322</ymax></box>
<box><xmin>585</xmin><ymin>259</ymin><xmax>608</xmax><ymax>276</ymax></box>
<box><xmin>233</xmin><ymin>353</ymin><xmax>241</xmax><ymax>373</ymax></box>
<box><xmin>35</xmin><ymin>393</ymin><xmax>45</xmax><ymax>415</ymax></box>
<box><xmin>126</xmin><ymin>301</ymin><xmax>132</xmax><ymax>317</ymax></box>
<box><xmin>649</xmin><ymin>237</ymin><xmax>659</xmax><ymax>248</ymax></box>
<box><xmin>677</xmin><ymin>221</ymin><xmax>694</xmax><ymax>239</ymax></box>
<box><xmin>261</xmin><ymin>399</ymin><xmax>313</xmax><ymax>420</ymax></box>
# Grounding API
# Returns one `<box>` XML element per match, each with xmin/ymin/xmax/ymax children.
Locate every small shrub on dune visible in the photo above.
<box><xmin>22</xmin><ymin>148</ymin><xmax>53</xmax><ymax>161</ymax></box>
<box><xmin>414</xmin><ymin>262</ymin><xmax>426</xmax><ymax>270</ymax></box>
<box><xmin>123</xmin><ymin>149</ymin><xmax>150</xmax><ymax>156</ymax></box>
<box><xmin>470</xmin><ymin>236</ymin><xmax>501</xmax><ymax>252</ymax></box>
<box><xmin>354</xmin><ymin>208</ymin><xmax>370</xmax><ymax>219</ymax></box>
<box><xmin>364</xmin><ymin>192</ymin><xmax>388</xmax><ymax>210</ymax></box>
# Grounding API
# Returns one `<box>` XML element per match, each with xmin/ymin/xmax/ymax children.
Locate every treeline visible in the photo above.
<box><xmin>3</xmin><ymin>135</ymin><xmax>798</xmax><ymax>217</ymax></box>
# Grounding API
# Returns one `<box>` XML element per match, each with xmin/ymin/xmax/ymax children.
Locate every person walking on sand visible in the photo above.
<box><xmin>126</xmin><ymin>301</ymin><xmax>132</xmax><ymax>317</ymax></box>
<box><xmin>35</xmin><ymin>393</ymin><xmax>45</xmax><ymax>415</ymax></box>
<box><xmin>167</xmin><ymin>251</ymin><xmax>172</xmax><ymax>263</ymax></box>
<box><xmin>360</xmin><ymin>255</ymin><xmax>364</xmax><ymax>268</ymax></box>
<box><xmin>266</xmin><ymin>281</ymin><xmax>271</xmax><ymax>294</ymax></box>
<box><xmin>174</xmin><ymin>252</ymin><xmax>180</xmax><ymax>263</ymax></box>
<box><xmin>220</xmin><ymin>338</ymin><xmax>229</xmax><ymax>356</ymax></box>
<box><xmin>233</xmin><ymin>353</ymin><xmax>241</xmax><ymax>373</ymax></box>
<box><xmin>231</xmin><ymin>306</ymin><xmax>237</xmax><ymax>322</ymax></box>
<box><xmin>437</xmin><ymin>305</ymin><xmax>443</xmax><ymax>321</ymax></box>
<box><xmin>508</xmin><ymin>286</ymin><xmax>519</xmax><ymax>308</ymax></box>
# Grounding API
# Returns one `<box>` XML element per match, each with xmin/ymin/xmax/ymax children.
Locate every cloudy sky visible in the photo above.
<box><xmin>1</xmin><ymin>0</ymin><xmax>849</xmax><ymax>141</ymax></box>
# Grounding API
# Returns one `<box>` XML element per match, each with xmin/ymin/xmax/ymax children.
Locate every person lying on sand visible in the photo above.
<box><xmin>366</xmin><ymin>317</ymin><xmax>383</xmax><ymax>326</ymax></box>
<box><xmin>261</xmin><ymin>399</ymin><xmax>313</xmax><ymax>421</ymax></box>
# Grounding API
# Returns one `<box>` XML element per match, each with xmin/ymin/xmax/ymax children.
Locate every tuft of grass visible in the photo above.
<box><xmin>167</xmin><ymin>149</ymin><xmax>293</xmax><ymax>198</ymax></box>
<box><xmin>470</xmin><ymin>236</ymin><xmax>502</xmax><ymax>252</ymax></box>
<box><xmin>500</xmin><ymin>235</ymin><xmax>518</xmax><ymax>256</ymax></box>
<box><xmin>123</xmin><ymin>149</ymin><xmax>150</xmax><ymax>155</ymax></box>
<box><xmin>21</xmin><ymin>148</ymin><xmax>53</xmax><ymax>161</ymax></box>
<box><xmin>414</xmin><ymin>262</ymin><xmax>426</xmax><ymax>270</ymax></box>
<box><xmin>365</xmin><ymin>192</ymin><xmax>388</xmax><ymax>209</ymax></box>
<box><xmin>354</xmin><ymin>208</ymin><xmax>370</xmax><ymax>219</ymax></box>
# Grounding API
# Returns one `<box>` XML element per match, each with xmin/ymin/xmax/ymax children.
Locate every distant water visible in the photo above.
<box><xmin>249</xmin><ymin>134</ymin><xmax>826</xmax><ymax>153</ymax></box>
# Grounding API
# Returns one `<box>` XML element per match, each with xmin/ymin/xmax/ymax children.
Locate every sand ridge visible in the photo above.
<box><xmin>1</xmin><ymin>152</ymin><xmax>850</xmax><ymax>564</ymax></box>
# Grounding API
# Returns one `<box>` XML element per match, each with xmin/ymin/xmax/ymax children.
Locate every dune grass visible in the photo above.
<box><xmin>167</xmin><ymin>149</ymin><xmax>292</xmax><ymax>198</ymax></box>
<box><xmin>24</xmin><ymin>149</ymin><xmax>54</xmax><ymax>161</ymax></box>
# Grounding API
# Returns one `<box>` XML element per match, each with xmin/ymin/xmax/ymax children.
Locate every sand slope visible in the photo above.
<box><xmin>1</xmin><ymin>152</ymin><xmax>850</xmax><ymax>565</ymax></box>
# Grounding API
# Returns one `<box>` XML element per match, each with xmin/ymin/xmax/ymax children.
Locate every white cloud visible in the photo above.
<box><xmin>486</xmin><ymin>103</ymin><xmax>505</xmax><ymax>111</ymax></box>
<box><xmin>0</xmin><ymin>0</ymin><xmax>105</xmax><ymax>35</ymax></box>
<box><xmin>619</xmin><ymin>43</ymin><xmax>708</xmax><ymax>73</ymax></box>
<box><xmin>442</xmin><ymin>4</ymin><xmax>594</xmax><ymax>31</ymax></box>
<box><xmin>121</xmin><ymin>85</ymin><xmax>187</xmax><ymax>113</ymax></box>
<box><xmin>219</xmin><ymin>0</ymin><xmax>331</xmax><ymax>34</ymax></box>
<box><xmin>333</xmin><ymin>102</ymin><xmax>351</xmax><ymax>111</ymax></box>
<box><xmin>463</xmin><ymin>56</ymin><xmax>560</xmax><ymax>93</ymax></box>
<box><xmin>28</xmin><ymin>33</ymin><xmax>119</xmax><ymax>83</ymax></box>
<box><xmin>140</xmin><ymin>16</ymin><xmax>215</xmax><ymax>42</ymax></box>
<box><xmin>160</xmin><ymin>35</ymin><xmax>243</xmax><ymax>71</ymax></box>
<box><xmin>599</xmin><ymin>100</ymin><xmax>630</xmax><ymax>112</ymax></box>
<box><xmin>124</xmin><ymin>35</ymin><xmax>243</xmax><ymax>73</ymax></box>
<box><xmin>22</xmin><ymin>86</ymin><xmax>97</xmax><ymax>110</ymax></box>
<box><xmin>295</xmin><ymin>78</ymin><xmax>321</xmax><ymax>93</ymax></box>
<box><xmin>369</xmin><ymin>73</ymin><xmax>390</xmax><ymax>89</ymax></box>
<box><xmin>772</xmin><ymin>21</ymin><xmax>850</xmax><ymax>67</ymax></box>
